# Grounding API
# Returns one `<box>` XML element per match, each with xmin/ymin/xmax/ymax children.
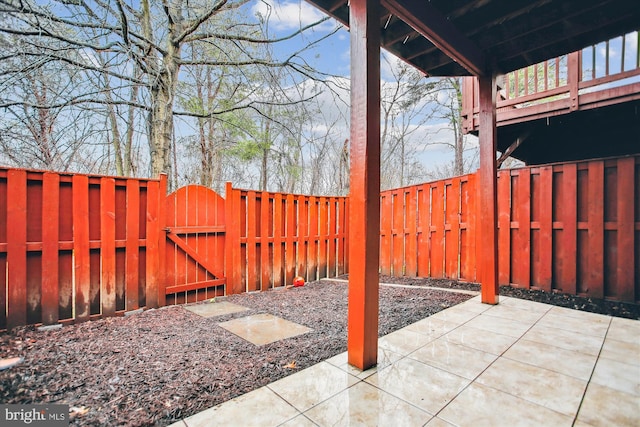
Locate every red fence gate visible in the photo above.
<box><xmin>165</xmin><ymin>185</ymin><xmax>226</xmax><ymax>304</ymax></box>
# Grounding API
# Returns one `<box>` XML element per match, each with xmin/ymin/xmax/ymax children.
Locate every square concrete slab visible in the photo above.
<box><xmin>183</xmin><ymin>301</ymin><xmax>249</xmax><ymax>318</ymax></box>
<box><xmin>218</xmin><ymin>313</ymin><xmax>312</xmax><ymax>346</ymax></box>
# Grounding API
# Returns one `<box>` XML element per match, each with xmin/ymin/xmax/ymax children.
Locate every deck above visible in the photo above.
<box><xmin>462</xmin><ymin>31</ymin><xmax>640</xmax><ymax>165</ymax></box>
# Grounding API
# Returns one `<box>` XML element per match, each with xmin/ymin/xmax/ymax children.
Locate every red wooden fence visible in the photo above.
<box><xmin>0</xmin><ymin>169</ymin><xmax>167</xmax><ymax>331</ymax></box>
<box><xmin>224</xmin><ymin>184</ymin><xmax>348</xmax><ymax>295</ymax></box>
<box><xmin>2</xmin><ymin>154</ymin><xmax>638</xmax><ymax>329</ymax></box>
<box><xmin>381</xmin><ymin>155</ymin><xmax>640</xmax><ymax>303</ymax></box>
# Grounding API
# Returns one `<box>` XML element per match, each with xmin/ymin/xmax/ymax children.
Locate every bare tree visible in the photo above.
<box><xmin>0</xmin><ymin>0</ymin><xmax>338</xmax><ymax>180</ymax></box>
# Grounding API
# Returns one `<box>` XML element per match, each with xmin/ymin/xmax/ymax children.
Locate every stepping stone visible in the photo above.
<box><xmin>218</xmin><ymin>313</ymin><xmax>312</xmax><ymax>346</ymax></box>
<box><xmin>184</xmin><ymin>301</ymin><xmax>249</xmax><ymax>318</ymax></box>
<box><xmin>0</xmin><ymin>357</ymin><xmax>24</xmax><ymax>371</ymax></box>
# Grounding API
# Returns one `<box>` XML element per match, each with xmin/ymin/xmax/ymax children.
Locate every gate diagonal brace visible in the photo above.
<box><xmin>166</xmin><ymin>230</ymin><xmax>226</xmax><ymax>279</ymax></box>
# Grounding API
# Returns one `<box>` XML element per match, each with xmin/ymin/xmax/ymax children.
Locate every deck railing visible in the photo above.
<box><xmin>462</xmin><ymin>31</ymin><xmax>640</xmax><ymax>131</ymax></box>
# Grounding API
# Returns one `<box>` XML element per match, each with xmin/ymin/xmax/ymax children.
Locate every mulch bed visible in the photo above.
<box><xmin>364</xmin><ymin>274</ymin><xmax>640</xmax><ymax>320</ymax></box>
<box><xmin>0</xmin><ymin>280</ymin><xmax>472</xmax><ymax>426</ymax></box>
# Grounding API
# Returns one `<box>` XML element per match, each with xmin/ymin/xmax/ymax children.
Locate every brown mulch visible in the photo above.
<box><xmin>0</xmin><ymin>280</ymin><xmax>472</xmax><ymax>426</ymax></box>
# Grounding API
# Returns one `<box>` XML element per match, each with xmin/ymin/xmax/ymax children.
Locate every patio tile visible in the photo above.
<box><xmin>428</xmin><ymin>306</ymin><xmax>479</xmax><ymax>324</ymax></box>
<box><xmin>440</xmin><ymin>324</ymin><xmax>519</xmax><ymax>355</ymax></box>
<box><xmin>184</xmin><ymin>301</ymin><xmax>249</xmax><ymax>318</ymax></box>
<box><xmin>498</xmin><ymin>296</ymin><xmax>553</xmax><ymax>314</ymax></box>
<box><xmin>401</xmin><ymin>317</ymin><xmax>460</xmax><ymax>340</ymax></box>
<box><xmin>365</xmin><ymin>357</ymin><xmax>470</xmax><ymax>415</ymax></box>
<box><xmin>475</xmin><ymin>357</ymin><xmax>587</xmax><ymax>417</ymax></box>
<box><xmin>536</xmin><ymin>310</ymin><xmax>610</xmax><ymax>338</ymax></box>
<box><xmin>278</xmin><ymin>414</ymin><xmax>318</xmax><ymax>427</ymax></box>
<box><xmin>267</xmin><ymin>362</ymin><xmax>359</xmax><ymax>412</ymax></box>
<box><xmin>480</xmin><ymin>303</ymin><xmax>547</xmax><ymax>324</ymax></box>
<box><xmin>600</xmin><ymin>337</ymin><xmax>640</xmax><ymax>366</ymax></box>
<box><xmin>324</xmin><ymin>348</ymin><xmax>403</xmax><ymax>379</ymax></box>
<box><xmin>304</xmin><ymin>381</ymin><xmax>431</xmax><ymax>427</ymax></box>
<box><xmin>502</xmin><ymin>338</ymin><xmax>598</xmax><ymax>381</ymax></box>
<box><xmin>469</xmin><ymin>312</ymin><xmax>535</xmax><ymax>337</ymax></box>
<box><xmin>377</xmin><ymin>328</ymin><xmax>434</xmax><ymax>355</ymax></box>
<box><xmin>606</xmin><ymin>316</ymin><xmax>640</xmax><ymax>344</ymax></box>
<box><xmin>547</xmin><ymin>305</ymin><xmax>611</xmax><ymax>322</ymax></box>
<box><xmin>438</xmin><ymin>383</ymin><xmax>573</xmax><ymax>427</ymax></box>
<box><xmin>523</xmin><ymin>323</ymin><xmax>604</xmax><ymax>356</ymax></box>
<box><xmin>182</xmin><ymin>387</ymin><xmax>299</xmax><ymax>427</ymax></box>
<box><xmin>575</xmin><ymin>382</ymin><xmax>640</xmax><ymax>427</ymax></box>
<box><xmin>451</xmin><ymin>297</ymin><xmax>493</xmax><ymax>314</ymax></box>
<box><xmin>218</xmin><ymin>313</ymin><xmax>311</xmax><ymax>346</ymax></box>
<box><xmin>590</xmin><ymin>357</ymin><xmax>640</xmax><ymax>396</ymax></box>
<box><xmin>408</xmin><ymin>339</ymin><xmax>498</xmax><ymax>380</ymax></box>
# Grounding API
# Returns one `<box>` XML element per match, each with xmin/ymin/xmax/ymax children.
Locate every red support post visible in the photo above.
<box><xmin>478</xmin><ymin>74</ymin><xmax>499</xmax><ymax>304</ymax></box>
<box><xmin>348</xmin><ymin>0</ymin><xmax>381</xmax><ymax>371</ymax></box>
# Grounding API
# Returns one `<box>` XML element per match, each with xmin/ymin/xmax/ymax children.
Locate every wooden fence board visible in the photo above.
<box><xmin>328</xmin><ymin>198</ymin><xmax>337</xmax><ymax>277</ymax></box>
<box><xmin>101</xmin><ymin>177</ymin><xmax>117</xmax><ymax>316</ymax></box>
<box><xmin>617</xmin><ymin>157</ymin><xmax>635</xmax><ymax>301</ymax></box>
<box><xmin>416</xmin><ymin>185</ymin><xmax>429</xmax><ymax>276</ymax></box>
<box><xmin>145</xmin><ymin>180</ymin><xmax>160</xmax><ymax>308</ymax></box>
<box><xmin>41</xmin><ymin>173</ymin><xmax>60</xmax><ymax>325</ymax></box>
<box><xmin>7</xmin><ymin>170</ymin><xmax>27</xmax><ymax>329</ymax></box>
<box><xmin>445</xmin><ymin>179</ymin><xmax>461</xmax><ymax>279</ymax></box>
<box><xmin>430</xmin><ymin>182</ymin><xmax>445</xmax><ymax>277</ymax></box>
<box><xmin>337</xmin><ymin>197</ymin><xmax>346</xmax><ymax>276</ymax></box>
<box><xmin>392</xmin><ymin>190</ymin><xmax>403</xmax><ymax>275</ymax></box>
<box><xmin>72</xmin><ymin>175</ymin><xmax>91</xmax><ymax>321</ymax></box>
<box><xmin>298</xmin><ymin>197</ymin><xmax>308</xmax><ymax>279</ymax></box>
<box><xmin>318</xmin><ymin>197</ymin><xmax>328</xmax><ymax>279</ymax></box>
<box><xmin>246</xmin><ymin>191</ymin><xmax>258</xmax><ymax>292</ymax></box>
<box><xmin>261</xmin><ymin>192</ymin><xmax>272</xmax><ymax>290</ymax></box>
<box><xmin>273</xmin><ymin>193</ymin><xmax>285</xmax><ymax>286</ymax></box>
<box><xmin>498</xmin><ymin>171</ymin><xmax>511</xmax><ymax>284</ymax></box>
<box><xmin>538</xmin><ymin>166</ymin><xmax>553</xmax><ymax>291</ymax></box>
<box><xmin>587</xmin><ymin>161</ymin><xmax>605</xmax><ymax>298</ymax></box>
<box><xmin>405</xmin><ymin>188</ymin><xmax>417</xmax><ymax>277</ymax></box>
<box><xmin>307</xmin><ymin>196</ymin><xmax>318</xmax><ymax>280</ymax></box>
<box><xmin>285</xmin><ymin>194</ymin><xmax>296</xmax><ymax>284</ymax></box>
<box><xmin>125</xmin><ymin>180</ymin><xmax>140</xmax><ymax>310</ymax></box>
<box><xmin>380</xmin><ymin>192</ymin><xmax>392</xmax><ymax>275</ymax></box>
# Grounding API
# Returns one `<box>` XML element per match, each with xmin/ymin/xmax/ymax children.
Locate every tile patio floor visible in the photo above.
<box><xmin>170</xmin><ymin>295</ymin><xmax>640</xmax><ymax>427</ymax></box>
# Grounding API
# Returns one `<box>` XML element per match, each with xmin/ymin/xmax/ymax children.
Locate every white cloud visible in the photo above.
<box><xmin>252</xmin><ymin>0</ymin><xmax>335</xmax><ymax>32</ymax></box>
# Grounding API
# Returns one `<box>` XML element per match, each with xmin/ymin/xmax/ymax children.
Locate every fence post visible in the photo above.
<box><xmin>225</xmin><ymin>182</ymin><xmax>242</xmax><ymax>294</ymax></box>
<box><xmin>157</xmin><ymin>174</ymin><xmax>167</xmax><ymax>307</ymax></box>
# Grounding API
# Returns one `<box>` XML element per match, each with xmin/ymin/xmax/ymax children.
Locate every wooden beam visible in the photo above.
<box><xmin>348</xmin><ymin>0</ymin><xmax>381</xmax><ymax>371</ymax></box>
<box><xmin>478</xmin><ymin>75</ymin><xmax>499</xmax><ymax>304</ymax></box>
<box><xmin>382</xmin><ymin>0</ymin><xmax>486</xmax><ymax>75</ymax></box>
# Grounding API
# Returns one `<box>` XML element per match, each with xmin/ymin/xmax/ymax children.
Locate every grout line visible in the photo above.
<box><xmin>570</xmin><ymin>316</ymin><xmax>613</xmax><ymax>427</ymax></box>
